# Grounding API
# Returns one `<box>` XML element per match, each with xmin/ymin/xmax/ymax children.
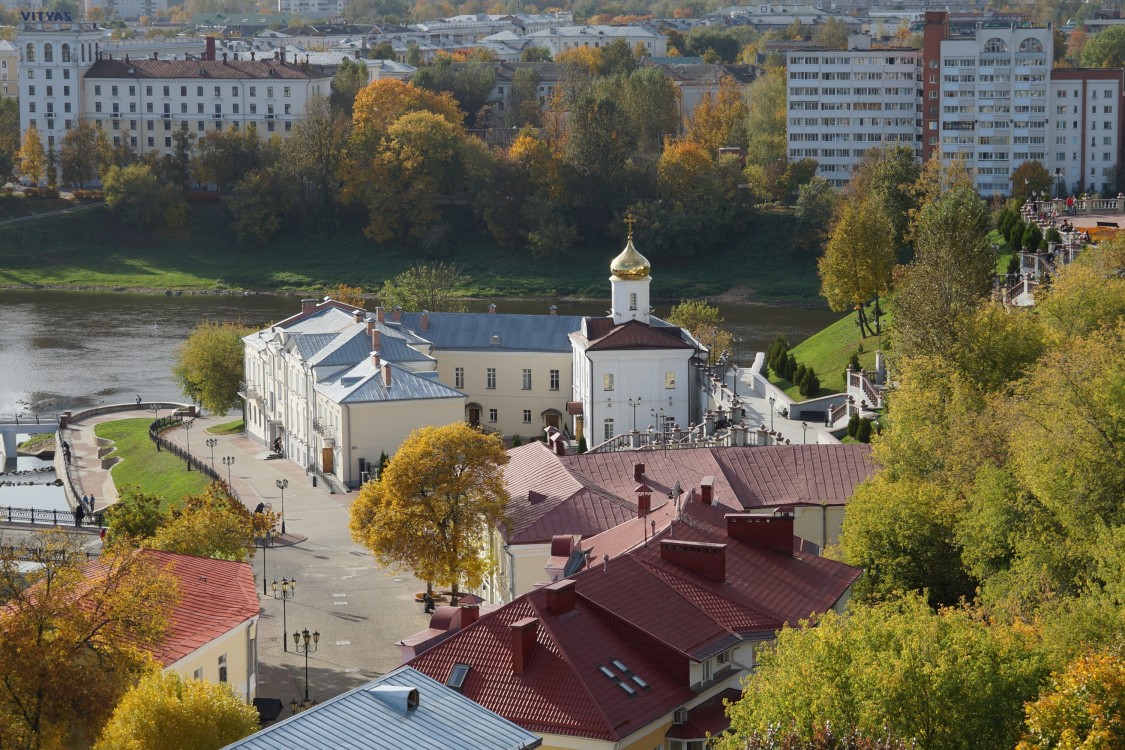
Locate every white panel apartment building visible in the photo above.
<box><xmin>789</xmin><ymin>14</ymin><xmax>1124</xmax><ymax>195</ymax></box>
<box><xmin>786</xmin><ymin>35</ymin><xmax>921</xmax><ymax>187</ymax></box>
<box><xmin>937</xmin><ymin>25</ymin><xmax>1053</xmax><ymax>195</ymax></box>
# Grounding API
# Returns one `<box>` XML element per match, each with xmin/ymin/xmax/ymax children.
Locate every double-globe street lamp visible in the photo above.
<box><xmin>292</xmin><ymin>628</ymin><xmax>320</xmax><ymax>713</ymax></box>
<box><xmin>276</xmin><ymin>478</ymin><xmax>288</xmax><ymax>535</ymax></box>
<box><xmin>206</xmin><ymin>438</ymin><xmax>218</xmax><ymax>472</ymax></box>
<box><xmin>271</xmin><ymin>578</ymin><xmax>295</xmax><ymax>652</ymax></box>
<box><xmin>183</xmin><ymin>419</ymin><xmax>194</xmax><ymax>471</ymax></box>
<box><xmin>222</xmin><ymin>455</ymin><xmax>235</xmax><ymax>488</ymax></box>
<box><xmin>256</xmin><ymin>526</ymin><xmax>272</xmax><ymax>596</ymax></box>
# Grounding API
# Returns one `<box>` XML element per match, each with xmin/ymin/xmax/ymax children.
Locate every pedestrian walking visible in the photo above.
<box><xmin>135</xmin><ymin>394</ymin><xmax>142</xmax><ymax>405</ymax></box>
<box><xmin>74</xmin><ymin>502</ymin><xmax>85</xmax><ymax>528</ymax></box>
<box><xmin>423</xmin><ymin>592</ymin><xmax>436</xmax><ymax>615</ymax></box>
<box><xmin>82</xmin><ymin>494</ymin><xmax>89</xmax><ymax>511</ymax></box>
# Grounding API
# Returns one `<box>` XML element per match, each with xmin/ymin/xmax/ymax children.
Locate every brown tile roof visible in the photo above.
<box><xmin>409</xmin><ymin>509</ymin><xmax>859</xmax><ymax>741</ymax></box>
<box><xmin>502</xmin><ymin>443</ymin><xmax>876</xmax><ymax>543</ymax></box>
<box><xmin>86</xmin><ymin>58</ymin><xmax>325</xmax><ymax>80</ymax></box>
<box><xmin>585</xmin><ymin>318</ymin><xmax>694</xmax><ymax>351</ymax></box>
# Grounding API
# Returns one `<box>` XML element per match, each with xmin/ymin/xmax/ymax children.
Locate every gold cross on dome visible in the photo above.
<box><xmin>625</xmin><ymin>213</ymin><xmax>636</xmax><ymax>240</ymax></box>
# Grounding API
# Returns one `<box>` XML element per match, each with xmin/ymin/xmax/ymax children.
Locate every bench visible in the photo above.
<box><xmin>1096</xmin><ymin>221</ymin><xmax>1119</xmax><ymax>227</ymax></box>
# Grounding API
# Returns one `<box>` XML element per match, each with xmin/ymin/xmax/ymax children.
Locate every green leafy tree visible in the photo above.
<box><xmin>0</xmin><ymin>98</ymin><xmax>19</xmax><ymax>181</ymax></box>
<box><xmin>193</xmin><ymin>126</ymin><xmax>276</xmax><ymax>191</ymax></box>
<box><xmin>520</xmin><ymin>46</ymin><xmax>552</xmax><ymax>62</ymax></box>
<box><xmin>744</xmin><ymin>68</ymin><xmax>787</xmax><ymax>170</ymax></box>
<box><xmin>667</xmin><ymin>298</ymin><xmax>733</xmax><ymax>366</ymax></box>
<box><xmin>600</xmin><ymin>38</ymin><xmax>638</xmax><ymax>75</ymax></box>
<box><xmin>1017</xmin><ymin>650</ymin><xmax>1125</xmax><ymax>750</ymax></box>
<box><xmin>894</xmin><ymin>158</ymin><xmax>994</xmax><ymax>360</ymax></box>
<box><xmin>93</xmin><ymin>670</ymin><xmax>259</xmax><ymax>750</ymax></box>
<box><xmin>1081</xmin><ymin>25</ymin><xmax>1125</xmax><ymax>67</ymax></box>
<box><xmin>103</xmin><ymin>485</ymin><xmax>166</xmax><ymax>547</ymax></box>
<box><xmin>0</xmin><ymin>530</ymin><xmax>178</xmax><ymax>750</ymax></box>
<box><xmin>330</xmin><ymin>56</ymin><xmax>370</xmax><ymax>115</ymax></box>
<box><xmin>229</xmin><ymin>167</ymin><xmax>298</xmax><ymax>245</ymax></box>
<box><xmin>794</xmin><ymin>176</ymin><xmax>839</xmax><ymax>253</ymax></box>
<box><xmin>285</xmin><ymin>95</ymin><xmax>351</xmax><ymax>214</ymax></box>
<box><xmin>811</xmin><ymin>17</ymin><xmax>850</xmax><ymax>48</ymax></box>
<box><xmin>622</xmin><ymin>67</ymin><xmax>679</xmax><ymax>156</ymax></box>
<box><xmin>349</xmin><ymin>423</ymin><xmax>509</xmax><ymax>597</ymax></box>
<box><xmin>58</xmin><ymin>119</ymin><xmax>98</xmax><ymax>187</ymax></box>
<box><xmin>685</xmin><ymin>27</ymin><xmax>741</xmax><ymax>62</ymax></box>
<box><xmin>103</xmin><ymin>163</ymin><xmax>187</xmax><ymax>230</ymax></box>
<box><xmin>379</xmin><ymin>262</ymin><xmax>468</xmax><ymax>312</ymax></box>
<box><xmin>1010</xmin><ymin>160</ymin><xmax>1054</xmax><ymax>200</ymax></box>
<box><xmin>412</xmin><ymin>57</ymin><xmax>496</xmax><ymax>127</ymax></box>
<box><xmin>857</xmin><ymin>145</ymin><xmax>920</xmax><ymax>251</ymax></box>
<box><xmin>717</xmin><ymin>595</ymin><xmax>1047</xmax><ymax>750</ymax></box>
<box><xmin>171</xmin><ymin>321</ymin><xmax>254</xmax><ymax>416</ymax></box>
<box><xmin>505</xmin><ymin>67</ymin><xmax>541</xmax><ymax>128</ymax></box>
<box><xmin>370</xmin><ymin>40</ymin><xmax>395</xmax><ymax>59</ymax></box>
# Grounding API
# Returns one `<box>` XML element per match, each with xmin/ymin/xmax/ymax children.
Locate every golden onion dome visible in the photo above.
<box><xmin>610</xmin><ymin>218</ymin><xmax>651</xmax><ymax>280</ymax></box>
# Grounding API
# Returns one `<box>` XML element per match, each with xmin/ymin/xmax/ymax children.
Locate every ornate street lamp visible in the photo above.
<box><xmin>276</xmin><ymin>478</ymin><xmax>288</xmax><ymax>535</ymax></box>
<box><xmin>627</xmin><ymin>398</ymin><xmax>642</xmax><ymax>432</ymax></box>
<box><xmin>183</xmin><ymin>419</ymin><xmax>193</xmax><ymax>471</ymax></box>
<box><xmin>802</xmin><ymin>421</ymin><xmax>809</xmax><ymax>444</ymax></box>
<box><xmin>206</xmin><ymin>438</ymin><xmax>218</xmax><ymax>472</ymax></box>
<box><xmin>291</xmin><ymin>628</ymin><xmax>320</xmax><ymax>713</ymax></box>
<box><xmin>768</xmin><ymin>396</ymin><xmax>776</xmax><ymax>432</ymax></box>
<box><xmin>271</xmin><ymin>578</ymin><xmax>295</xmax><ymax>652</ymax></box>
<box><xmin>222</xmin><ymin>455</ymin><xmax>235</xmax><ymax>488</ymax></box>
<box><xmin>257</xmin><ymin>527</ymin><xmax>272</xmax><ymax>596</ymax></box>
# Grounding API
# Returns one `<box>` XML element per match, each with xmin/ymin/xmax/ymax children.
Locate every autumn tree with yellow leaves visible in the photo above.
<box><xmin>349</xmin><ymin>422</ymin><xmax>509</xmax><ymax>598</ymax></box>
<box><xmin>0</xmin><ymin>530</ymin><xmax>179</xmax><ymax>750</ymax></box>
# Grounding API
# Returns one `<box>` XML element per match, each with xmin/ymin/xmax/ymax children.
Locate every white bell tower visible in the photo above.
<box><xmin>608</xmin><ymin>215</ymin><xmax>652</xmax><ymax>325</ymax></box>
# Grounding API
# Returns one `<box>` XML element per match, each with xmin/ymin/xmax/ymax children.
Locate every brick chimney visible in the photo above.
<box><xmin>726</xmin><ymin>512</ymin><xmax>794</xmax><ymax>555</ymax></box>
<box><xmin>375</xmin><ymin>306</ymin><xmax>385</xmax><ymax>324</ymax></box>
<box><xmin>458</xmin><ymin>604</ymin><xmax>479</xmax><ymax>629</ymax></box>
<box><xmin>370</xmin><ymin>328</ymin><xmax>381</xmax><ymax>351</ymax></box>
<box><xmin>636</xmin><ymin>482</ymin><xmax>652</xmax><ymax>517</ymax></box>
<box><xmin>353</xmin><ymin>309</ymin><xmax>364</xmax><ymax>323</ymax></box>
<box><xmin>205</xmin><ymin>36</ymin><xmax>216</xmax><ymax>61</ymax></box>
<box><xmin>301</xmin><ymin>298</ymin><xmax>319</xmax><ymax>313</ymax></box>
<box><xmin>421</xmin><ymin>311</ymin><xmax>429</xmax><ymax>330</ymax></box>
<box><xmin>383</xmin><ymin>364</ymin><xmax>392</xmax><ymax>388</ymax></box>
<box><xmin>488</xmin><ymin>303</ymin><xmax>497</xmax><ymax>314</ymax></box>
<box><xmin>659</xmin><ymin>540</ymin><xmax>726</xmax><ymax>582</ymax></box>
<box><xmin>393</xmin><ymin>306</ymin><xmax>402</xmax><ymax>322</ymax></box>
<box><xmin>633</xmin><ymin>462</ymin><xmax>645</xmax><ymax>482</ymax></box>
<box><xmin>371</xmin><ymin>351</ymin><xmax>381</xmax><ymax>369</ymax></box>
<box><xmin>511</xmin><ymin>617</ymin><xmax>539</xmax><ymax>675</ymax></box>
<box><xmin>700</xmin><ymin>476</ymin><xmax>715</xmax><ymax>505</ymax></box>
<box><xmin>544</xmin><ymin>578</ymin><xmax>576</xmax><ymax>615</ymax></box>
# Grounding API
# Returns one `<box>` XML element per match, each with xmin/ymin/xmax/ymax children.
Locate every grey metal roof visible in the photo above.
<box><xmin>315</xmin><ymin>359</ymin><xmax>463</xmax><ymax>404</ymax></box>
<box><xmin>292</xmin><ymin>333</ymin><xmax>338</xmax><ymax>360</ymax></box>
<box><xmin>379</xmin><ymin>335</ymin><xmax>434</xmax><ymax>363</ymax></box>
<box><xmin>396</xmin><ymin>312</ymin><xmax>583</xmax><ymax>352</ymax></box>
<box><xmin>223</xmin><ymin>666</ymin><xmax>541</xmax><ymax>750</ymax></box>
<box><xmin>310</xmin><ymin>328</ymin><xmax>376</xmax><ymax>368</ymax></box>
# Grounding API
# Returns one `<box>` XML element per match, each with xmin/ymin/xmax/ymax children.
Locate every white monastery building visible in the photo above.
<box><xmin>241</xmin><ymin>235</ymin><xmax>706</xmax><ymax>491</ymax></box>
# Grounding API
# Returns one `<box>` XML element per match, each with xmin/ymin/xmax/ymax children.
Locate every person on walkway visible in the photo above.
<box><xmin>423</xmin><ymin>592</ymin><xmax>436</xmax><ymax>615</ymax></box>
<box><xmin>88</xmin><ymin>495</ymin><xmax>96</xmax><ymax>512</ymax></box>
<box><xmin>135</xmin><ymin>395</ymin><xmax>142</xmax><ymax>405</ymax></box>
<box><xmin>82</xmin><ymin>494</ymin><xmax>89</xmax><ymax>511</ymax></box>
<box><xmin>74</xmin><ymin>502</ymin><xmax>85</xmax><ymax>527</ymax></box>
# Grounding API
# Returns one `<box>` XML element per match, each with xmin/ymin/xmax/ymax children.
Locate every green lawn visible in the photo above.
<box><xmin>207</xmin><ymin>419</ymin><xmax>244</xmax><ymax>435</ymax></box>
<box><xmin>766</xmin><ymin>301</ymin><xmax>888</xmax><ymax>398</ymax></box>
<box><xmin>0</xmin><ymin>194</ymin><xmax>75</xmax><ymax>221</ymax></box>
<box><xmin>989</xmin><ymin>229</ymin><xmax>1015</xmax><ymax>274</ymax></box>
<box><xmin>95</xmin><ymin>418</ymin><xmax>210</xmax><ymax>509</ymax></box>
<box><xmin>0</xmin><ymin>202</ymin><xmax>825</xmax><ymax>304</ymax></box>
<box><xmin>16</xmin><ymin>433</ymin><xmax>54</xmax><ymax>452</ymax></box>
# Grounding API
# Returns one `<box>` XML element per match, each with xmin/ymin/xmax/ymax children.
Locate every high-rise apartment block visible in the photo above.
<box><xmin>788</xmin><ymin>11</ymin><xmax>1124</xmax><ymax>195</ymax></box>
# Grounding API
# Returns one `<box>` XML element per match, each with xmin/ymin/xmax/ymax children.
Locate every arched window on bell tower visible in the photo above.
<box><xmin>629</xmin><ymin>292</ymin><xmax>637</xmax><ymax>311</ymax></box>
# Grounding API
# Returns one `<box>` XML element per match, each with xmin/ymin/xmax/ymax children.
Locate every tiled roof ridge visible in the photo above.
<box><xmin>570</xmin><ymin>556</ymin><xmax>706</xmax><ymax>661</ymax></box>
<box><xmin>273</xmin><ymin>298</ymin><xmax>365</xmax><ymax>329</ymax></box>
<box><xmin>527</xmin><ymin>593</ymin><xmax>621</xmax><ymax>739</ymax></box>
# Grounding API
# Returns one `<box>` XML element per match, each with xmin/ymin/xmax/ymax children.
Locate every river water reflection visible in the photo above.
<box><xmin>0</xmin><ymin>289</ymin><xmax>841</xmax><ymax>417</ymax></box>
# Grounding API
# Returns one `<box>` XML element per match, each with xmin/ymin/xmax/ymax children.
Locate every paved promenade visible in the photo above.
<box><xmin>64</xmin><ymin>409</ymin><xmax>428</xmax><ymax>709</ymax></box>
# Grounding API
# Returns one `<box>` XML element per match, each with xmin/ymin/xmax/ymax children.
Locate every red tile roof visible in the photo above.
<box><xmin>502</xmin><ymin>443</ymin><xmax>876</xmax><ymax>543</ymax></box>
<box><xmin>408</xmin><ymin>514</ymin><xmax>860</xmax><ymax>741</ymax></box>
<box><xmin>130</xmin><ymin>550</ymin><xmax>260</xmax><ymax>666</ymax></box>
<box><xmin>86</xmin><ymin>58</ymin><xmax>324</xmax><ymax>80</ymax></box>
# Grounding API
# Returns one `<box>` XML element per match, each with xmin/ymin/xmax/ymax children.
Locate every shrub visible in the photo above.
<box><xmin>785</xmin><ymin>354</ymin><xmax>798</xmax><ymax>381</ymax></box>
<box><xmin>576</xmin><ymin>436</ymin><xmax>587</xmax><ymax>454</ymax></box>
<box><xmin>23</xmin><ymin>186</ymin><xmax>59</xmax><ymax>199</ymax></box>
<box><xmin>510</xmin><ymin>434</ymin><xmax>522</xmax><ymax>447</ymax></box>
<box><xmin>794</xmin><ymin>364</ymin><xmax>808</xmax><ymax>389</ymax></box>
<box><xmin>847</xmin><ymin>414</ymin><xmax>859</xmax><ymax>437</ymax></box>
<box><xmin>856</xmin><ymin>418</ymin><xmax>873</xmax><ymax>443</ymax></box>
<box><xmin>72</xmin><ymin>189</ymin><xmax>104</xmax><ymax>201</ymax></box>
<box><xmin>1022</xmin><ymin>222</ymin><xmax>1042</xmax><ymax>252</ymax></box>
<box><xmin>767</xmin><ymin>336</ymin><xmax>789</xmax><ymax>378</ymax></box>
<box><xmin>1007</xmin><ymin>254</ymin><xmax>1020</xmax><ymax>275</ymax></box>
<box><xmin>1044</xmin><ymin>227</ymin><xmax>1062</xmax><ymax>245</ymax></box>
<box><xmin>800</xmin><ymin>369</ymin><xmax>820</xmax><ymax>397</ymax></box>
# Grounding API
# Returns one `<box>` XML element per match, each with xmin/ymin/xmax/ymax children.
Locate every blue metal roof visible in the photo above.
<box><xmin>222</xmin><ymin>666</ymin><xmax>542</xmax><ymax>750</ymax></box>
<box><xmin>315</xmin><ymin>359</ymin><xmax>463</xmax><ymax>404</ymax></box>
<box><xmin>396</xmin><ymin>312</ymin><xmax>583</xmax><ymax>352</ymax></box>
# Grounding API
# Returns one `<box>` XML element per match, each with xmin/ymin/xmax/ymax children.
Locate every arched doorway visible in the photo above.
<box><xmin>542</xmin><ymin>408</ymin><xmax>563</xmax><ymax>432</ymax></box>
<box><xmin>466</xmin><ymin>402</ymin><xmax>482</xmax><ymax>427</ymax></box>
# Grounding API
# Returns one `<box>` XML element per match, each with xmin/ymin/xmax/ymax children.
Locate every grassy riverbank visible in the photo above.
<box><xmin>95</xmin><ymin>419</ymin><xmax>209</xmax><ymax>508</ymax></box>
<box><xmin>767</xmin><ymin>302</ymin><xmax>887</xmax><ymax>398</ymax></box>
<box><xmin>0</xmin><ymin>201</ymin><xmax>825</xmax><ymax>304</ymax></box>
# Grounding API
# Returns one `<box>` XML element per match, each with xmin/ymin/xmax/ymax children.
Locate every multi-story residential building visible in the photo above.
<box><xmin>84</xmin><ymin>0</ymin><xmax>169</xmax><ymax>21</ymax></box>
<box><xmin>1048</xmin><ymin>69</ymin><xmax>1124</xmax><ymax>197</ymax></box>
<box><xmin>81</xmin><ymin>53</ymin><xmax>331</xmax><ymax>158</ymax></box>
<box><xmin>0</xmin><ymin>40</ymin><xmax>16</xmax><ymax>98</ymax></box>
<box><xmin>791</xmin><ymin>12</ymin><xmax>1124</xmax><ymax>194</ymax></box>
<box><xmin>16</xmin><ymin>19</ymin><xmax>103</xmax><ymax>155</ymax></box>
<box><xmin>276</xmin><ymin>0</ymin><xmax>345</xmax><ymax>19</ymax></box>
<box><xmin>523</xmin><ymin>25</ymin><xmax>667</xmax><ymax>58</ymax></box>
<box><xmin>786</xmin><ymin>34</ymin><xmax>921</xmax><ymax>187</ymax></box>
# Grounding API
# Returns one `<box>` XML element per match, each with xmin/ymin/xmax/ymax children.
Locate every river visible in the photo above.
<box><xmin>0</xmin><ymin>290</ymin><xmax>840</xmax><ymax>509</ymax></box>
